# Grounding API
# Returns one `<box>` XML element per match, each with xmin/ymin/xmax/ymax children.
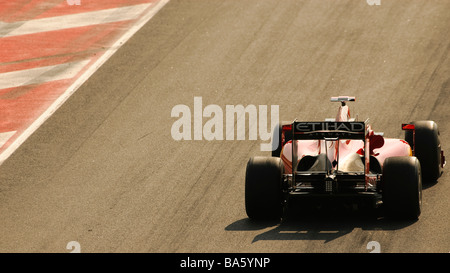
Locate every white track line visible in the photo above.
<box><xmin>0</xmin><ymin>0</ymin><xmax>170</xmax><ymax>165</ymax></box>
<box><xmin>2</xmin><ymin>3</ymin><xmax>152</xmax><ymax>38</ymax></box>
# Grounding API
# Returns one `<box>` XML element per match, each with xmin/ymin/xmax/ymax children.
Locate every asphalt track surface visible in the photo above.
<box><xmin>1</xmin><ymin>0</ymin><xmax>449</xmax><ymax>253</ymax></box>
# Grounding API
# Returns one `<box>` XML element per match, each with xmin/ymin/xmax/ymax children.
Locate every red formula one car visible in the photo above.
<box><xmin>245</xmin><ymin>96</ymin><xmax>445</xmax><ymax>220</ymax></box>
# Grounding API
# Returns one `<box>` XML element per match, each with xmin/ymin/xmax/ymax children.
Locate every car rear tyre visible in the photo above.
<box><xmin>382</xmin><ymin>156</ymin><xmax>422</xmax><ymax>220</ymax></box>
<box><xmin>245</xmin><ymin>156</ymin><xmax>284</xmax><ymax>220</ymax></box>
<box><xmin>405</xmin><ymin>120</ymin><xmax>442</xmax><ymax>183</ymax></box>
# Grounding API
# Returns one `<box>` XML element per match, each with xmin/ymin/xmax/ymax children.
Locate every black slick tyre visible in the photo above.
<box><xmin>405</xmin><ymin>120</ymin><xmax>442</xmax><ymax>183</ymax></box>
<box><xmin>382</xmin><ymin>156</ymin><xmax>422</xmax><ymax>220</ymax></box>
<box><xmin>245</xmin><ymin>156</ymin><xmax>284</xmax><ymax>220</ymax></box>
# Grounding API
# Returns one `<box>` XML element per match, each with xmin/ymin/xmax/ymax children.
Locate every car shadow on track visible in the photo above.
<box><xmin>225</xmin><ymin>206</ymin><xmax>418</xmax><ymax>243</ymax></box>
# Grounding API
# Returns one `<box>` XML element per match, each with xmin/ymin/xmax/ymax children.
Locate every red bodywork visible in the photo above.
<box><xmin>279</xmin><ymin>98</ymin><xmax>412</xmax><ymax>190</ymax></box>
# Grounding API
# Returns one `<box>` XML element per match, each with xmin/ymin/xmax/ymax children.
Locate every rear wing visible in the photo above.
<box><xmin>291</xmin><ymin>121</ymin><xmax>366</xmax><ymax>140</ymax></box>
<box><xmin>283</xmin><ymin>121</ymin><xmax>367</xmax><ymax>171</ymax></box>
<box><xmin>330</xmin><ymin>96</ymin><xmax>355</xmax><ymax>103</ymax></box>
<box><xmin>283</xmin><ymin>121</ymin><xmax>372</xmax><ymax>189</ymax></box>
